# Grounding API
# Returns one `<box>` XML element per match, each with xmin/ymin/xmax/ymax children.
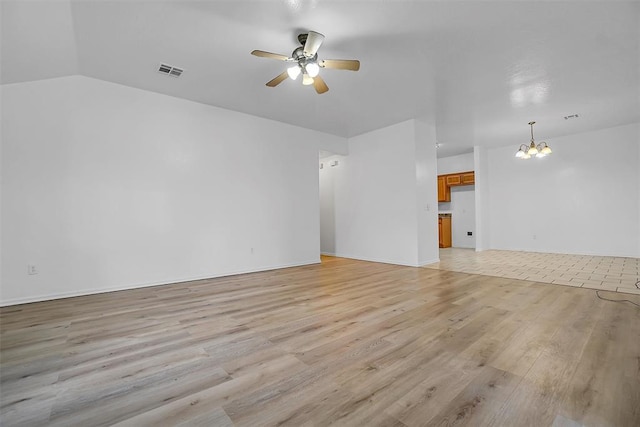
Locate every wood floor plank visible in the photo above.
<box><xmin>419</xmin><ymin>365</ymin><xmax>522</xmax><ymax>426</ymax></box>
<box><xmin>382</xmin><ymin>353</ymin><xmax>484</xmax><ymax>425</ymax></box>
<box><xmin>556</xmin><ymin>299</ymin><xmax>640</xmax><ymax>426</ymax></box>
<box><xmin>112</xmin><ymin>354</ymin><xmax>307</xmax><ymax>427</ymax></box>
<box><xmin>1</xmin><ymin>256</ymin><xmax>639</xmax><ymax>426</ymax></box>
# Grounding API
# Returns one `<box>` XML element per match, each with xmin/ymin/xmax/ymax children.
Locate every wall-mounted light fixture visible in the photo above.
<box><xmin>515</xmin><ymin>121</ymin><xmax>552</xmax><ymax>159</ymax></box>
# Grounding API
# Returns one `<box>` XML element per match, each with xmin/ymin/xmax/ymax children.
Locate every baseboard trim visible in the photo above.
<box><xmin>333</xmin><ymin>253</ymin><xmax>422</xmax><ymax>268</ymax></box>
<box><xmin>419</xmin><ymin>258</ymin><xmax>440</xmax><ymax>266</ymax></box>
<box><xmin>0</xmin><ymin>259</ymin><xmax>321</xmax><ymax>307</ymax></box>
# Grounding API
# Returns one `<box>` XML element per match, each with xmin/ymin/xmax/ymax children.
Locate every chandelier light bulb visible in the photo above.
<box><xmin>515</xmin><ymin>144</ymin><xmax>529</xmax><ymax>159</ymax></box>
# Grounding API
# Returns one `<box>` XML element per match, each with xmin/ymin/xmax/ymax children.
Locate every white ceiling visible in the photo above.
<box><xmin>2</xmin><ymin>0</ymin><xmax>639</xmax><ymax>158</ymax></box>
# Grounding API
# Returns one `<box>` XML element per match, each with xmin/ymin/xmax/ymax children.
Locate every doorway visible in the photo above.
<box><xmin>438</xmin><ymin>184</ymin><xmax>476</xmax><ymax>249</ymax></box>
<box><xmin>319</xmin><ymin>151</ymin><xmax>337</xmax><ymax>256</ymax></box>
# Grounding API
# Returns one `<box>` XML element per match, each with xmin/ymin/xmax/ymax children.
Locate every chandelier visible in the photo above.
<box><xmin>515</xmin><ymin>121</ymin><xmax>552</xmax><ymax>159</ymax></box>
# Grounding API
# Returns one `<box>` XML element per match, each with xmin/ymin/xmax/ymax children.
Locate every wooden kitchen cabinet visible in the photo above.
<box><xmin>446</xmin><ymin>174</ymin><xmax>462</xmax><ymax>186</ymax></box>
<box><xmin>437</xmin><ymin>171</ymin><xmax>474</xmax><ymax>203</ymax></box>
<box><xmin>437</xmin><ymin>176</ymin><xmax>450</xmax><ymax>202</ymax></box>
<box><xmin>438</xmin><ymin>215</ymin><xmax>452</xmax><ymax>248</ymax></box>
<box><xmin>443</xmin><ymin>171</ymin><xmax>474</xmax><ymax>186</ymax></box>
<box><xmin>461</xmin><ymin>171</ymin><xmax>475</xmax><ymax>184</ymax></box>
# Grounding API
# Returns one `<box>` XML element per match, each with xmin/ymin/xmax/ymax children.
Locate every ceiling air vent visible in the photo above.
<box><xmin>158</xmin><ymin>63</ymin><xmax>184</xmax><ymax>78</ymax></box>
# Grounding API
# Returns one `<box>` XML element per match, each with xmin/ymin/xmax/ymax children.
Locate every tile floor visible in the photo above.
<box><xmin>425</xmin><ymin>248</ymin><xmax>640</xmax><ymax>295</ymax></box>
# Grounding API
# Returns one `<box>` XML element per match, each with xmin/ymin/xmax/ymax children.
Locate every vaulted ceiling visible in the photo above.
<box><xmin>2</xmin><ymin>1</ymin><xmax>639</xmax><ymax>157</ymax></box>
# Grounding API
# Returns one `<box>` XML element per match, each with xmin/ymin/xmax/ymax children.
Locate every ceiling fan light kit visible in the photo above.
<box><xmin>302</xmin><ymin>73</ymin><xmax>314</xmax><ymax>86</ymax></box>
<box><xmin>287</xmin><ymin>65</ymin><xmax>301</xmax><ymax>80</ymax></box>
<box><xmin>251</xmin><ymin>30</ymin><xmax>360</xmax><ymax>94</ymax></box>
<box><xmin>306</xmin><ymin>62</ymin><xmax>320</xmax><ymax>77</ymax></box>
<box><xmin>515</xmin><ymin>121</ymin><xmax>553</xmax><ymax>159</ymax></box>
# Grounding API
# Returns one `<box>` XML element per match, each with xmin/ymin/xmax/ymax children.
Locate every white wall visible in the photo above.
<box><xmin>415</xmin><ymin>120</ymin><xmax>440</xmax><ymax>265</ymax></box>
<box><xmin>327</xmin><ymin>120</ymin><xmax>439</xmax><ymax>266</ymax></box>
<box><xmin>1</xmin><ymin>75</ymin><xmax>346</xmax><ymax>305</ymax></box>
<box><xmin>319</xmin><ymin>156</ymin><xmax>339</xmax><ymax>255</ymax></box>
<box><xmin>449</xmin><ymin>186</ymin><xmax>476</xmax><ymax>248</ymax></box>
<box><xmin>474</xmin><ymin>146</ymin><xmax>490</xmax><ymax>251</ymax></box>
<box><xmin>437</xmin><ymin>152</ymin><xmax>474</xmax><ymax>175</ymax></box>
<box><xmin>0</xmin><ymin>86</ymin><xmax>3</xmax><ymax>294</ymax></box>
<box><xmin>332</xmin><ymin>120</ymin><xmax>420</xmax><ymax>266</ymax></box>
<box><xmin>483</xmin><ymin>123</ymin><xmax>639</xmax><ymax>257</ymax></box>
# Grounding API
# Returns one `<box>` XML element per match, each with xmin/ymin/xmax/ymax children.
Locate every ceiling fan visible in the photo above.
<box><xmin>251</xmin><ymin>31</ymin><xmax>360</xmax><ymax>94</ymax></box>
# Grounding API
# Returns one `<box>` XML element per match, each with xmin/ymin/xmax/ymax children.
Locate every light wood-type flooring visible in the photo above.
<box><xmin>1</xmin><ymin>256</ymin><xmax>639</xmax><ymax>426</ymax></box>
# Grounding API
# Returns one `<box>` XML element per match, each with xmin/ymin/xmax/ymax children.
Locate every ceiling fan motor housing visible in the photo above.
<box><xmin>291</xmin><ymin>46</ymin><xmax>318</xmax><ymax>69</ymax></box>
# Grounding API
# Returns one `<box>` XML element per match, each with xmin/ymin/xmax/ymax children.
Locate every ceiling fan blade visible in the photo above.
<box><xmin>313</xmin><ymin>75</ymin><xmax>329</xmax><ymax>94</ymax></box>
<box><xmin>303</xmin><ymin>31</ymin><xmax>325</xmax><ymax>57</ymax></box>
<box><xmin>266</xmin><ymin>71</ymin><xmax>289</xmax><ymax>87</ymax></box>
<box><xmin>251</xmin><ymin>50</ymin><xmax>290</xmax><ymax>61</ymax></box>
<box><xmin>320</xmin><ymin>59</ymin><xmax>360</xmax><ymax>71</ymax></box>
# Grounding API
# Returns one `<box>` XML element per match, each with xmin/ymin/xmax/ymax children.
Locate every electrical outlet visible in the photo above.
<box><xmin>467</xmin><ymin>231</ymin><xmax>473</xmax><ymax>236</ymax></box>
<box><xmin>27</xmin><ymin>264</ymin><xmax>38</xmax><ymax>275</ymax></box>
